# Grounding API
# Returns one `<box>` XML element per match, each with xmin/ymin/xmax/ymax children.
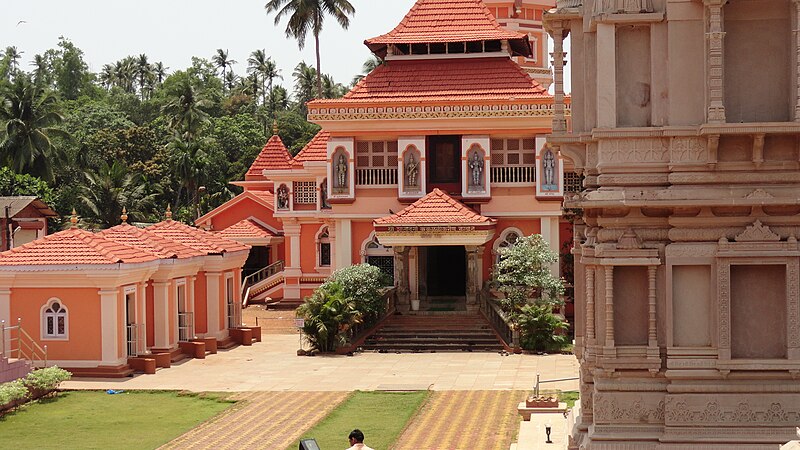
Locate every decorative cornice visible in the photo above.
<box><xmin>734</xmin><ymin>220</ymin><xmax>781</xmax><ymax>242</ymax></box>
<box><xmin>308</xmin><ymin>103</ymin><xmax>569</xmax><ymax>122</ymax></box>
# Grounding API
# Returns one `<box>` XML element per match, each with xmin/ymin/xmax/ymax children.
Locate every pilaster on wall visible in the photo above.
<box><xmin>540</xmin><ymin>217</ymin><xmax>561</xmax><ymax>276</ymax></box>
<box><xmin>334</xmin><ymin>219</ymin><xmax>352</xmax><ymax>269</ymax></box>
<box><xmin>100</xmin><ymin>289</ymin><xmax>121</xmax><ymax>365</ymax></box>
<box><xmin>284</xmin><ymin>221</ymin><xmax>302</xmax><ymax>274</ymax></box>
<box><xmin>152</xmin><ymin>281</ymin><xmax>171</xmax><ymax>350</ymax></box>
<box><xmin>549</xmin><ymin>21</ymin><xmax>569</xmax><ymax>133</ymax></box>
<box><xmin>205</xmin><ymin>272</ymin><xmax>223</xmax><ymax>339</ymax></box>
<box><xmin>0</xmin><ymin>288</ymin><xmax>10</xmax><ymax>355</ymax></box>
<box><xmin>705</xmin><ymin>0</ymin><xmax>726</xmax><ymax>123</ymax></box>
<box><xmin>596</xmin><ymin>23</ymin><xmax>617</xmax><ymax>128</ymax></box>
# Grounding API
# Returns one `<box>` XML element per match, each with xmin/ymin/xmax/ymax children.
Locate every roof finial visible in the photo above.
<box><xmin>165</xmin><ymin>204</ymin><xmax>173</xmax><ymax>221</ymax></box>
<box><xmin>120</xmin><ymin>207</ymin><xmax>128</xmax><ymax>224</ymax></box>
<box><xmin>272</xmin><ymin>120</ymin><xmax>279</xmax><ymax>136</ymax></box>
<box><xmin>70</xmin><ymin>208</ymin><xmax>78</xmax><ymax>227</ymax></box>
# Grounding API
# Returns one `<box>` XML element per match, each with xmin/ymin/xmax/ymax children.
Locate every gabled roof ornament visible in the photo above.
<box><xmin>165</xmin><ymin>205</ymin><xmax>173</xmax><ymax>221</ymax></box>
<box><xmin>70</xmin><ymin>208</ymin><xmax>79</xmax><ymax>228</ymax></box>
<box><xmin>120</xmin><ymin>207</ymin><xmax>128</xmax><ymax>224</ymax></box>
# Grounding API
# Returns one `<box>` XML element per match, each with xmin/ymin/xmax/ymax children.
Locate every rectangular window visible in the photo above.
<box><xmin>355</xmin><ymin>141</ymin><xmax>399</xmax><ymax>186</ymax></box>
<box><xmin>293</xmin><ymin>181</ymin><xmax>317</xmax><ymax>205</ymax></box>
<box><xmin>428</xmin><ymin>136</ymin><xmax>461</xmax><ymax>184</ymax></box>
<box><xmin>490</xmin><ymin>138</ymin><xmax>536</xmax><ymax>184</ymax></box>
<box><xmin>320</xmin><ymin>243</ymin><xmax>331</xmax><ymax>267</ymax></box>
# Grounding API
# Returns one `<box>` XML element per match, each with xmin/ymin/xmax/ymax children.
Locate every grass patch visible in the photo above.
<box><xmin>0</xmin><ymin>390</ymin><xmax>234</xmax><ymax>450</ymax></box>
<box><xmin>557</xmin><ymin>391</ymin><xmax>580</xmax><ymax>408</ymax></box>
<box><xmin>289</xmin><ymin>390</ymin><xmax>428</xmax><ymax>450</ymax></box>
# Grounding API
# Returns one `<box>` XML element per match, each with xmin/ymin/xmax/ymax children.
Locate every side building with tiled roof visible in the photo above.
<box><xmin>202</xmin><ymin>0</ymin><xmax>575</xmax><ymax>316</ymax></box>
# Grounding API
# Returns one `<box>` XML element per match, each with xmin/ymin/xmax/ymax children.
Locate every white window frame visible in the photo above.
<box><xmin>493</xmin><ymin>227</ymin><xmax>524</xmax><ymax>264</ymax></box>
<box><xmin>41</xmin><ymin>298</ymin><xmax>69</xmax><ymax>341</ymax></box>
<box><xmin>316</xmin><ymin>226</ymin><xmax>332</xmax><ymax>269</ymax></box>
<box><xmin>293</xmin><ymin>181</ymin><xmax>318</xmax><ymax>205</ymax></box>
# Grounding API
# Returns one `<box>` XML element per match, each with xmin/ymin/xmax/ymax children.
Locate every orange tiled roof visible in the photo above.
<box><xmin>320</xmin><ymin>57</ymin><xmax>547</xmax><ymax>105</ymax></box>
<box><xmin>365</xmin><ymin>0</ymin><xmax>531</xmax><ymax>57</ymax></box>
<box><xmin>247</xmin><ymin>190</ymin><xmax>275</xmax><ymax>207</ymax></box>
<box><xmin>146</xmin><ymin>220</ymin><xmax>251</xmax><ymax>254</ymax></box>
<box><xmin>246</xmin><ymin>135</ymin><xmax>292</xmax><ymax>179</ymax></box>
<box><xmin>290</xmin><ymin>131</ymin><xmax>330</xmax><ymax>166</ymax></box>
<box><xmin>98</xmin><ymin>223</ymin><xmax>205</xmax><ymax>259</ymax></box>
<box><xmin>375</xmin><ymin>189</ymin><xmax>496</xmax><ymax>226</ymax></box>
<box><xmin>0</xmin><ymin>228</ymin><xmax>160</xmax><ymax>266</ymax></box>
<box><xmin>218</xmin><ymin>219</ymin><xmax>280</xmax><ymax>241</ymax></box>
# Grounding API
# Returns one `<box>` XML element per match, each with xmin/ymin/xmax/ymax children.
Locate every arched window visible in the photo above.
<box><xmin>361</xmin><ymin>233</ymin><xmax>393</xmax><ymax>283</ymax></box>
<box><xmin>42</xmin><ymin>299</ymin><xmax>68</xmax><ymax>339</ymax></box>
<box><xmin>493</xmin><ymin>228</ymin><xmax>523</xmax><ymax>264</ymax></box>
<box><xmin>317</xmin><ymin>226</ymin><xmax>331</xmax><ymax>267</ymax></box>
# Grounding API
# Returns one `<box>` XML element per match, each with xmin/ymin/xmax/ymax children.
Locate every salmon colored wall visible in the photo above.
<box><xmin>209</xmin><ymin>197</ymin><xmax>282</xmax><ymax>232</ymax></box>
<box><xmin>300</xmin><ymin>223</ymin><xmax>324</xmax><ymax>273</ymax></box>
<box><xmin>146</xmin><ymin>282</ymin><xmax>154</xmax><ymax>347</ymax></box>
<box><xmin>275</xmin><ymin>242</ymin><xmax>286</xmax><ymax>264</ymax></box>
<box><xmin>10</xmin><ymin>288</ymin><xmax>103</xmax><ymax>362</ymax></box>
<box><xmin>168</xmin><ymin>280</ymin><xmax>177</xmax><ymax>344</ymax></box>
<box><xmin>482</xmin><ymin>218</ymin><xmax>542</xmax><ymax>280</ymax></box>
<box><xmin>194</xmin><ymin>272</ymin><xmax>208</xmax><ymax>334</ymax></box>
<box><xmin>301</xmin><ymin>288</ymin><xmax>315</xmax><ymax>300</ymax></box>
<box><xmin>351</xmin><ymin>221</ymin><xmax>375</xmax><ymax>264</ymax></box>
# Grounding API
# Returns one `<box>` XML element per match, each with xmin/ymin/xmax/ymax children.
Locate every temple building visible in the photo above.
<box><xmin>545</xmin><ymin>0</ymin><xmax>800</xmax><ymax>447</ymax></box>
<box><xmin>200</xmin><ymin>0</ymin><xmax>576</xmax><ymax>322</ymax></box>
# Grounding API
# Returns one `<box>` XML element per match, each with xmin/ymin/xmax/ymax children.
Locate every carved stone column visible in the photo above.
<box><xmin>548</xmin><ymin>21</ymin><xmax>568</xmax><ymax>133</ymax></box>
<box><xmin>466</xmin><ymin>246</ymin><xmax>481</xmax><ymax>311</ymax></box>
<box><xmin>794</xmin><ymin>0</ymin><xmax>800</xmax><ymax>120</ymax></box>
<box><xmin>586</xmin><ymin>267</ymin><xmax>596</xmax><ymax>343</ymax></box>
<box><xmin>647</xmin><ymin>266</ymin><xmax>658</xmax><ymax>347</ymax></box>
<box><xmin>705</xmin><ymin>0</ymin><xmax>726</xmax><ymax>123</ymax></box>
<box><xmin>604</xmin><ymin>266</ymin><xmax>615</xmax><ymax>348</ymax></box>
<box><xmin>394</xmin><ymin>246</ymin><xmax>411</xmax><ymax>311</ymax></box>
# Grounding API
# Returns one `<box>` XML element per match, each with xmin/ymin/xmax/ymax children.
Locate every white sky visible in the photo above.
<box><xmin>2</xmin><ymin>0</ymin><xmax>569</xmax><ymax>94</ymax></box>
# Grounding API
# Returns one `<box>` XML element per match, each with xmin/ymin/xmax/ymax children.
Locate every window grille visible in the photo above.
<box><xmin>293</xmin><ymin>181</ymin><xmax>317</xmax><ymax>204</ymax></box>
<box><xmin>490</xmin><ymin>138</ymin><xmax>537</xmax><ymax>184</ymax></box>
<box><xmin>564</xmin><ymin>172</ymin><xmax>584</xmax><ymax>193</ymax></box>
<box><xmin>356</xmin><ymin>140</ymin><xmax>399</xmax><ymax>186</ymax></box>
<box><xmin>44</xmin><ymin>301</ymin><xmax>67</xmax><ymax>338</ymax></box>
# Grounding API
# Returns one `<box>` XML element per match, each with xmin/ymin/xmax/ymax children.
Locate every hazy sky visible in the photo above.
<box><xmin>2</xmin><ymin>0</ymin><xmax>418</xmax><ymax>87</ymax></box>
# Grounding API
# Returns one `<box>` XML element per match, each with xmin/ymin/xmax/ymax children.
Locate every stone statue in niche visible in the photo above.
<box><xmin>277</xmin><ymin>185</ymin><xmax>289</xmax><ymax>210</ymax></box>
<box><xmin>406</xmin><ymin>154</ymin><xmax>419</xmax><ymax>188</ymax></box>
<box><xmin>543</xmin><ymin>149</ymin><xmax>556</xmax><ymax>189</ymax></box>
<box><xmin>320</xmin><ymin>182</ymin><xmax>330</xmax><ymax>209</ymax></box>
<box><xmin>336</xmin><ymin>154</ymin><xmax>348</xmax><ymax>189</ymax></box>
<box><xmin>469</xmin><ymin>152</ymin><xmax>484</xmax><ymax>187</ymax></box>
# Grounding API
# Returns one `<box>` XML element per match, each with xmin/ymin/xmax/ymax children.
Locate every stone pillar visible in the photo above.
<box><xmin>187</xmin><ymin>277</ymin><xmax>196</xmax><ymax>340</ymax></box>
<box><xmin>586</xmin><ymin>267</ymin><xmax>595</xmax><ymax>343</ymax></box>
<box><xmin>394</xmin><ymin>246</ymin><xmax>411</xmax><ymax>311</ymax></box>
<box><xmin>540</xmin><ymin>217</ymin><xmax>561</xmax><ymax>276</ymax></box>
<box><xmin>549</xmin><ymin>21</ymin><xmax>568</xmax><ymax>133</ymax></box>
<box><xmin>326</xmin><ymin>220</ymin><xmax>337</xmax><ymax>271</ymax></box>
<box><xmin>647</xmin><ymin>266</ymin><xmax>658</xmax><ymax>347</ymax></box>
<box><xmin>794</xmin><ymin>0</ymin><xmax>800</xmax><ymax>120</ymax></box>
<box><xmin>100</xmin><ymin>289</ymin><xmax>121</xmax><ymax>365</ymax></box>
<box><xmin>137</xmin><ymin>282</ymin><xmax>147</xmax><ymax>354</ymax></box>
<box><xmin>604</xmin><ymin>266</ymin><xmax>615</xmax><ymax>348</ymax></box>
<box><xmin>596</xmin><ymin>23</ymin><xmax>617</xmax><ymax>128</ymax></box>
<box><xmin>334</xmin><ymin>219</ymin><xmax>353</xmax><ymax>270</ymax></box>
<box><xmin>705</xmin><ymin>0</ymin><xmax>726</xmax><ymax>123</ymax></box>
<box><xmin>152</xmin><ymin>281</ymin><xmax>171</xmax><ymax>350</ymax></box>
<box><xmin>206</xmin><ymin>272</ymin><xmax>223</xmax><ymax>339</ymax></box>
<box><xmin>466</xmin><ymin>246</ymin><xmax>481</xmax><ymax>311</ymax></box>
<box><xmin>283</xmin><ymin>221</ymin><xmax>302</xmax><ymax>301</ymax></box>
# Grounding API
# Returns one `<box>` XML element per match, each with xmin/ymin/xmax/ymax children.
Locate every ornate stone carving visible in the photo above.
<box><xmin>600</xmin><ymin>139</ymin><xmax>669</xmax><ymax>164</ymax></box>
<box><xmin>705</xmin><ymin>3</ymin><xmax>726</xmax><ymax>123</ymax></box>
<box><xmin>593</xmin><ymin>0</ymin><xmax>654</xmax><ymax>14</ymax></box>
<box><xmin>718</xmin><ymin>261</ymin><xmax>731</xmax><ymax>351</ymax></box>
<box><xmin>594</xmin><ymin>394</ymin><xmax>665</xmax><ymax>424</ymax></box>
<box><xmin>598</xmin><ymin>228</ymin><xmax>669</xmax><ymax>243</ymax></box>
<box><xmin>744</xmin><ymin>189</ymin><xmax>774</xmax><ymax>199</ymax></box>
<box><xmin>616</xmin><ymin>228</ymin><xmax>642</xmax><ymax>250</ymax></box>
<box><xmin>789</xmin><ymin>260</ymin><xmax>800</xmax><ymax>348</ymax></box>
<box><xmin>666</xmin><ymin>244</ymin><xmax>717</xmax><ymax>258</ymax></box>
<box><xmin>670</xmin><ymin>137</ymin><xmax>708</xmax><ymax>163</ymax></box>
<box><xmin>665</xmin><ymin>397</ymin><xmax>800</xmax><ymax>426</ymax></box>
<box><xmin>734</xmin><ymin>220</ymin><xmax>781</xmax><ymax>242</ymax></box>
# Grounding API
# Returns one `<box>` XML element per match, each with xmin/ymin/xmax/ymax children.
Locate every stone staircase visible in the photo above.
<box><xmin>1</xmin><ymin>355</ymin><xmax>32</xmax><ymax>383</ymax></box>
<box><xmin>362</xmin><ymin>314</ymin><xmax>505</xmax><ymax>353</ymax></box>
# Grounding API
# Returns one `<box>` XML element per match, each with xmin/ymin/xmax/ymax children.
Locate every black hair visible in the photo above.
<box><xmin>349</xmin><ymin>429</ymin><xmax>365</xmax><ymax>443</ymax></box>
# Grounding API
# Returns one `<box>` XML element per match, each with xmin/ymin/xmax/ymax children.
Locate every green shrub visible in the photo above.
<box><xmin>23</xmin><ymin>366</ymin><xmax>72</xmax><ymax>392</ymax></box>
<box><xmin>0</xmin><ymin>379</ymin><xmax>28</xmax><ymax>407</ymax></box>
<box><xmin>328</xmin><ymin>264</ymin><xmax>390</xmax><ymax>318</ymax></box>
<box><xmin>297</xmin><ymin>282</ymin><xmax>363</xmax><ymax>352</ymax></box>
<box><xmin>518</xmin><ymin>303</ymin><xmax>570</xmax><ymax>352</ymax></box>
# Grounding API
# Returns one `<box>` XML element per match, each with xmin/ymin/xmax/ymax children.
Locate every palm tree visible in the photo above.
<box><xmin>322</xmin><ymin>74</ymin><xmax>346</xmax><ymax>99</ymax></box>
<box><xmin>265</xmin><ymin>0</ymin><xmax>355</xmax><ymax>99</ymax></box>
<box><xmin>30</xmin><ymin>54</ymin><xmax>51</xmax><ymax>87</ymax></box>
<box><xmin>3</xmin><ymin>46</ymin><xmax>23</xmax><ymax>75</ymax></box>
<box><xmin>153</xmin><ymin>62</ymin><xmax>168</xmax><ymax>86</ymax></box>
<box><xmin>98</xmin><ymin>64</ymin><xmax>115</xmax><ymax>90</ymax></box>
<box><xmin>79</xmin><ymin>160</ymin><xmax>154</xmax><ymax>228</ymax></box>
<box><xmin>263</xmin><ymin>58</ymin><xmax>282</xmax><ymax>117</ymax></box>
<box><xmin>114</xmin><ymin>57</ymin><xmax>137</xmax><ymax>93</ymax></box>
<box><xmin>293</xmin><ymin>61</ymin><xmax>317</xmax><ymax>113</ymax></box>
<box><xmin>161</xmin><ymin>77</ymin><xmax>211</xmax><ymax>141</ymax></box>
<box><xmin>135</xmin><ymin>54</ymin><xmax>153</xmax><ymax>100</ymax></box>
<box><xmin>247</xmin><ymin>49</ymin><xmax>269</xmax><ymax>105</ymax></box>
<box><xmin>351</xmin><ymin>55</ymin><xmax>382</xmax><ymax>86</ymax></box>
<box><xmin>270</xmin><ymin>85</ymin><xmax>289</xmax><ymax>112</ymax></box>
<box><xmin>0</xmin><ymin>75</ymin><xmax>69</xmax><ymax>182</ymax></box>
<box><xmin>224</xmin><ymin>71</ymin><xmax>239</xmax><ymax>93</ymax></box>
<box><xmin>167</xmin><ymin>135</ymin><xmax>209</xmax><ymax>215</ymax></box>
<box><xmin>212</xmin><ymin>49</ymin><xmax>237</xmax><ymax>92</ymax></box>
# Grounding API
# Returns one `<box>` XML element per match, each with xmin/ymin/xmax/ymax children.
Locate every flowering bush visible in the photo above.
<box><xmin>0</xmin><ymin>379</ymin><xmax>28</xmax><ymax>407</ymax></box>
<box><xmin>23</xmin><ymin>366</ymin><xmax>72</xmax><ymax>392</ymax></box>
<box><xmin>327</xmin><ymin>263</ymin><xmax>390</xmax><ymax>317</ymax></box>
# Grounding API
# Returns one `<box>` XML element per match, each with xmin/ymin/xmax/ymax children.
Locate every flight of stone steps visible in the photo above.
<box><xmin>0</xmin><ymin>355</ymin><xmax>32</xmax><ymax>383</ymax></box>
<box><xmin>362</xmin><ymin>313</ymin><xmax>505</xmax><ymax>353</ymax></box>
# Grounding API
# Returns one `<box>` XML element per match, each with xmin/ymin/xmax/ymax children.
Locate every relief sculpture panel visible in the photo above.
<box><xmin>599</xmin><ymin>138</ymin><xmax>669</xmax><ymax>165</ymax></box>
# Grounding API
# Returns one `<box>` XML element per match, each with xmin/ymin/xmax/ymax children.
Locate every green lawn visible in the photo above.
<box><xmin>289</xmin><ymin>390</ymin><xmax>429</xmax><ymax>450</ymax></box>
<box><xmin>559</xmin><ymin>390</ymin><xmax>580</xmax><ymax>408</ymax></box>
<box><xmin>0</xmin><ymin>391</ymin><xmax>235</xmax><ymax>450</ymax></box>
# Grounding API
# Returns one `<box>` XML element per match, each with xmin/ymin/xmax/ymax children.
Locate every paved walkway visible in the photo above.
<box><xmin>160</xmin><ymin>391</ymin><xmax>348</xmax><ymax>450</ymax></box>
<box><xmin>394</xmin><ymin>390</ymin><xmax>525</xmax><ymax>450</ymax></box>
<box><xmin>62</xmin><ymin>335</ymin><xmax>579</xmax><ymax>393</ymax></box>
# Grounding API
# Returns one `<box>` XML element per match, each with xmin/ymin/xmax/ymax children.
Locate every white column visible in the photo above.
<box><xmin>540</xmin><ymin>217</ymin><xmax>561</xmax><ymax>276</ymax></box>
<box><xmin>0</xmin><ymin>288</ymin><xmax>10</xmax><ymax>355</ymax></box>
<box><xmin>100</xmin><ymin>289</ymin><xmax>120</xmax><ymax>364</ymax></box>
<box><xmin>596</xmin><ymin>23</ymin><xmax>617</xmax><ymax>128</ymax></box>
<box><xmin>187</xmin><ymin>276</ymin><xmax>197</xmax><ymax>338</ymax></box>
<box><xmin>152</xmin><ymin>281</ymin><xmax>171</xmax><ymax>349</ymax></box>
<box><xmin>334</xmin><ymin>219</ymin><xmax>352</xmax><ymax>269</ymax></box>
<box><xmin>206</xmin><ymin>272</ymin><xmax>223</xmax><ymax>338</ymax></box>
<box><xmin>137</xmin><ymin>282</ymin><xmax>147</xmax><ymax>354</ymax></box>
<box><xmin>284</xmin><ymin>222</ymin><xmax>302</xmax><ymax>272</ymax></box>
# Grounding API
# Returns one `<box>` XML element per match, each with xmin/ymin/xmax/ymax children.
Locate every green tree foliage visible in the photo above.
<box><xmin>0</xmin><ymin>167</ymin><xmax>54</xmax><ymax>204</ymax></box>
<box><xmin>79</xmin><ymin>160</ymin><xmax>155</xmax><ymax>228</ymax></box>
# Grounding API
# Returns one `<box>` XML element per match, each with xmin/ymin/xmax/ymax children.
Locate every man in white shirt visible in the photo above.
<box><xmin>346</xmin><ymin>429</ymin><xmax>374</xmax><ymax>450</ymax></box>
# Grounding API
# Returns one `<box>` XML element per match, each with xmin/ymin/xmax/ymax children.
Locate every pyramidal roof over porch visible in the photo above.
<box><xmin>365</xmin><ymin>0</ymin><xmax>531</xmax><ymax>57</ymax></box>
<box><xmin>375</xmin><ymin>189</ymin><xmax>496</xmax><ymax>227</ymax></box>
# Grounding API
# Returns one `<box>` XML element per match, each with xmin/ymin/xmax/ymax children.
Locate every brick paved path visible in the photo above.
<box><xmin>393</xmin><ymin>390</ymin><xmax>526</xmax><ymax>450</ymax></box>
<box><xmin>159</xmin><ymin>391</ymin><xmax>348</xmax><ymax>450</ymax></box>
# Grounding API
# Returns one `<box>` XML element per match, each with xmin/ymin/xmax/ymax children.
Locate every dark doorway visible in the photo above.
<box><xmin>426</xmin><ymin>246</ymin><xmax>466</xmax><ymax>296</ymax></box>
<box><xmin>243</xmin><ymin>246</ymin><xmax>271</xmax><ymax>277</ymax></box>
<box><xmin>427</xmin><ymin>135</ymin><xmax>461</xmax><ymax>194</ymax></box>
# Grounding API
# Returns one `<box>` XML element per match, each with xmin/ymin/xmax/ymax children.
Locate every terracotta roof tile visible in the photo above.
<box><xmin>246</xmin><ymin>135</ymin><xmax>292</xmax><ymax>179</ymax></box>
<box><xmin>374</xmin><ymin>188</ymin><xmax>496</xmax><ymax>225</ymax></box>
<box><xmin>319</xmin><ymin>57</ymin><xmax>547</xmax><ymax>105</ymax></box>
<box><xmin>291</xmin><ymin>131</ymin><xmax>330</xmax><ymax>166</ymax></box>
<box><xmin>247</xmin><ymin>190</ymin><xmax>275</xmax><ymax>207</ymax></box>
<box><xmin>0</xmin><ymin>228</ymin><xmax>160</xmax><ymax>266</ymax></box>
<box><xmin>146</xmin><ymin>220</ymin><xmax>251</xmax><ymax>254</ymax></box>
<box><xmin>98</xmin><ymin>223</ymin><xmax>205</xmax><ymax>259</ymax></box>
<box><xmin>217</xmin><ymin>219</ymin><xmax>279</xmax><ymax>241</ymax></box>
<box><xmin>365</xmin><ymin>0</ymin><xmax>531</xmax><ymax>57</ymax></box>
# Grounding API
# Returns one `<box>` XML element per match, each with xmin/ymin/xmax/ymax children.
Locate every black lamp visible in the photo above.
<box><xmin>545</xmin><ymin>423</ymin><xmax>552</xmax><ymax>444</ymax></box>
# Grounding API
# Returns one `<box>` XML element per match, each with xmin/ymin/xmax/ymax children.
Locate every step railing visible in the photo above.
<box><xmin>1</xmin><ymin>319</ymin><xmax>48</xmax><ymax>367</ymax></box>
<box><xmin>347</xmin><ymin>287</ymin><xmax>397</xmax><ymax>346</ymax></box>
<box><xmin>241</xmin><ymin>260</ymin><xmax>285</xmax><ymax>306</ymax></box>
<box><xmin>178</xmin><ymin>312</ymin><xmax>194</xmax><ymax>342</ymax></box>
<box><xmin>478</xmin><ymin>290</ymin><xmax>518</xmax><ymax>349</ymax></box>
<box><xmin>126</xmin><ymin>324</ymin><xmax>144</xmax><ymax>357</ymax></box>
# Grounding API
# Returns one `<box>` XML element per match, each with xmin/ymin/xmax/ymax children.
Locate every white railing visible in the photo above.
<box><xmin>178</xmin><ymin>313</ymin><xmax>194</xmax><ymax>342</ymax></box>
<box><xmin>491</xmin><ymin>166</ymin><xmax>536</xmax><ymax>184</ymax></box>
<box><xmin>1</xmin><ymin>319</ymin><xmax>48</xmax><ymax>367</ymax></box>
<box><xmin>356</xmin><ymin>168</ymin><xmax>398</xmax><ymax>186</ymax></box>
<box><xmin>126</xmin><ymin>324</ymin><xmax>144</xmax><ymax>357</ymax></box>
<box><xmin>227</xmin><ymin>301</ymin><xmax>241</xmax><ymax>330</ymax></box>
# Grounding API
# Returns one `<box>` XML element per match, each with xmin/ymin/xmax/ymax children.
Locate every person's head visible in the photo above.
<box><xmin>348</xmin><ymin>429</ymin><xmax>365</xmax><ymax>444</ymax></box>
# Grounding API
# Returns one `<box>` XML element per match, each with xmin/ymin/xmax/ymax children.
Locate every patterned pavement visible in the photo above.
<box><xmin>393</xmin><ymin>390</ymin><xmax>526</xmax><ymax>450</ymax></box>
<box><xmin>159</xmin><ymin>391</ymin><xmax>349</xmax><ymax>450</ymax></box>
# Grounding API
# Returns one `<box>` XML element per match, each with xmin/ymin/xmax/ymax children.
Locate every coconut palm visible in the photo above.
<box><xmin>293</xmin><ymin>61</ymin><xmax>317</xmax><ymax>113</ymax></box>
<box><xmin>153</xmin><ymin>62</ymin><xmax>168</xmax><ymax>86</ymax></box>
<box><xmin>351</xmin><ymin>55</ymin><xmax>382</xmax><ymax>86</ymax></box>
<box><xmin>30</xmin><ymin>54</ymin><xmax>51</xmax><ymax>87</ymax></box>
<box><xmin>322</xmin><ymin>74</ymin><xmax>346</xmax><ymax>99</ymax></box>
<box><xmin>224</xmin><ymin>71</ymin><xmax>239</xmax><ymax>93</ymax></box>
<box><xmin>0</xmin><ymin>75</ymin><xmax>69</xmax><ymax>182</ymax></box>
<box><xmin>114</xmin><ymin>57</ymin><xmax>137</xmax><ymax>93</ymax></box>
<box><xmin>167</xmin><ymin>135</ymin><xmax>209</xmax><ymax>214</ymax></box>
<box><xmin>265</xmin><ymin>0</ymin><xmax>355</xmax><ymax>99</ymax></box>
<box><xmin>212</xmin><ymin>49</ymin><xmax>237</xmax><ymax>92</ymax></box>
<box><xmin>161</xmin><ymin>77</ymin><xmax>211</xmax><ymax>141</ymax></box>
<box><xmin>263</xmin><ymin>58</ymin><xmax>282</xmax><ymax>116</ymax></box>
<box><xmin>3</xmin><ymin>46</ymin><xmax>23</xmax><ymax>75</ymax></box>
<box><xmin>247</xmin><ymin>49</ymin><xmax>270</xmax><ymax>105</ymax></box>
<box><xmin>79</xmin><ymin>160</ymin><xmax>154</xmax><ymax>228</ymax></box>
<box><xmin>270</xmin><ymin>85</ymin><xmax>289</xmax><ymax>112</ymax></box>
<box><xmin>98</xmin><ymin>64</ymin><xmax>115</xmax><ymax>90</ymax></box>
<box><xmin>135</xmin><ymin>54</ymin><xmax>153</xmax><ymax>100</ymax></box>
